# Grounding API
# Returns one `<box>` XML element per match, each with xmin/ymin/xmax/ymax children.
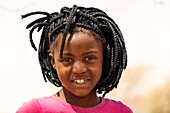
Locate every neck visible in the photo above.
<box><xmin>55</xmin><ymin>88</ymin><xmax>101</xmax><ymax>108</ymax></box>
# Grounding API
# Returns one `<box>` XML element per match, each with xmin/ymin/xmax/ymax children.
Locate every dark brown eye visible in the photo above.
<box><xmin>84</xmin><ymin>56</ymin><xmax>96</xmax><ymax>61</ymax></box>
<box><xmin>62</xmin><ymin>58</ymin><xmax>73</xmax><ymax>62</ymax></box>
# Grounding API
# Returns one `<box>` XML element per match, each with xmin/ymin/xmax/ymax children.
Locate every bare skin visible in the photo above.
<box><xmin>54</xmin><ymin>88</ymin><xmax>101</xmax><ymax>108</ymax></box>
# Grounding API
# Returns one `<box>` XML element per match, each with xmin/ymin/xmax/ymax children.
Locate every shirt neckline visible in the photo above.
<box><xmin>50</xmin><ymin>96</ymin><xmax>107</xmax><ymax>111</ymax></box>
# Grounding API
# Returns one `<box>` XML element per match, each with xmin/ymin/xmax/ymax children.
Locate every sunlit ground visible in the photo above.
<box><xmin>0</xmin><ymin>0</ymin><xmax>170</xmax><ymax>113</ymax></box>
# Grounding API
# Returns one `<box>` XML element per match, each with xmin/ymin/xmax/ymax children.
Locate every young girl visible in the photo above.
<box><xmin>17</xmin><ymin>5</ymin><xmax>133</xmax><ymax>113</ymax></box>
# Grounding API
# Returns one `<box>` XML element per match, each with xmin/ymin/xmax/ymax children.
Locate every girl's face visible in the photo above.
<box><xmin>50</xmin><ymin>31</ymin><xmax>103</xmax><ymax>97</ymax></box>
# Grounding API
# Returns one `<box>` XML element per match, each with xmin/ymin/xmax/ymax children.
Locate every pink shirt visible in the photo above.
<box><xmin>16</xmin><ymin>96</ymin><xmax>133</xmax><ymax>113</ymax></box>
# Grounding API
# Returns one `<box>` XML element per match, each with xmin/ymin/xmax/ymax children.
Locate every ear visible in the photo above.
<box><xmin>49</xmin><ymin>53</ymin><xmax>56</xmax><ymax>68</ymax></box>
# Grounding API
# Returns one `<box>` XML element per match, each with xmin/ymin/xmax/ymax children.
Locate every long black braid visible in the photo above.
<box><xmin>21</xmin><ymin>5</ymin><xmax>127</xmax><ymax>97</ymax></box>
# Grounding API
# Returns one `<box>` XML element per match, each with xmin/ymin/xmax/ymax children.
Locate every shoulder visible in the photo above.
<box><xmin>16</xmin><ymin>96</ymin><xmax>75</xmax><ymax>113</ymax></box>
<box><xmin>16</xmin><ymin>98</ymin><xmax>41</xmax><ymax>113</ymax></box>
<box><xmin>16</xmin><ymin>96</ymin><xmax>57</xmax><ymax>113</ymax></box>
<box><xmin>102</xmin><ymin>98</ymin><xmax>133</xmax><ymax>113</ymax></box>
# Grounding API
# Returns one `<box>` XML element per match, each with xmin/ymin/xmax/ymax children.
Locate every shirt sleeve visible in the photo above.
<box><xmin>16</xmin><ymin>99</ymin><xmax>42</xmax><ymax>113</ymax></box>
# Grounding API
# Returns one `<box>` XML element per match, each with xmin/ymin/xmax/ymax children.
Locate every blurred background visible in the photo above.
<box><xmin>0</xmin><ymin>0</ymin><xmax>170</xmax><ymax>113</ymax></box>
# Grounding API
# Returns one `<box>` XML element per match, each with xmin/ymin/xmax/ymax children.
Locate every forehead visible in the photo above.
<box><xmin>70</xmin><ymin>32</ymin><xmax>100</xmax><ymax>46</ymax></box>
<box><xmin>54</xmin><ymin>31</ymin><xmax>103</xmax><ymax>55</ymax></box>
<box><xmin>61</xmin><ymin>31</ymin><xmax>102</xmax><ymax>48</ymax></box>
<box><xmin>54</xmin><ymin>28</ymin><xmax>103</xmax><ymax>46</ymax></box>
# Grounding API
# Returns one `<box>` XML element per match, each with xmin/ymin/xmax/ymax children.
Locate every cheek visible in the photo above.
<box><xmin>98</xmin><ymin>67</ymin><xmax>103</xmax><ymax>79</ymax></box>
<box><xmin>55</xmin><ymin>63</ymin><xmax>71</xmax><ymax>79</ymax></box>
<box><xmin>56</xmin><ymin>64</ymin><xmax>64</xmax><ymax>75</ymax></box>
<box><xmin>91</xmin><ymin>64</ymin><xmax>103</xmax><ymax>80</ymax></box>
<box><xmin>97</xmin><ymin>61</ymin><xmax>103</xmax><ymax>79</ymax></box>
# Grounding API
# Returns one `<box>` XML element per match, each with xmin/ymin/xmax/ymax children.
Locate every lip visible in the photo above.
<box><xmin>71</xmin><ymin>76</ymin><xmax>90</xmax><ymax>81</ymax></box>
<box><xmin>71</xmin><ymin>78</ymin><xmax>90</xmax><ymax>83</ymax></box>
<box><xmin>71</xmin><ymin>77</ymin><xmax>90</xmax><ymax>88</ymax></box>
<box><xmin>74</xmin><ymin>79</ymin><xmax>87</xmax><ymax>84</ymax></box>
<box><xmin>72</xmin><ymin>79</ymin><xmax>90</xmax><ymax>88</ymax></box>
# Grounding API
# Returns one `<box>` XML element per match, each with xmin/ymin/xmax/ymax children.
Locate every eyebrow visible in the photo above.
<box><xmin>62</xmin><ymin>50</ymin><xmax>99</xmax><ymax>56</ymax></box>
<box><xmin>83</xmin><ymin>50</ymin><xmax>99</xmax><ymax>55</ymax></box>
<box><xmin>62</xmin><ymin>52</ymin><xmax>73</xmax><ymax>56</ymax></box>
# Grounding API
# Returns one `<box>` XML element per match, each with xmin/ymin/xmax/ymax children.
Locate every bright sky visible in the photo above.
<box><xmin>0</xmin><ymin>0</ymin><xmax>170</xmax><ymax>112</ymax></box>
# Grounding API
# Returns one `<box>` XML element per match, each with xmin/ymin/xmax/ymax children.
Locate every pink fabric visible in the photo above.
<box><xmin>16</xmin><ymin>96</ymin><xmax>133</xmax><ymax>113</ymax></box>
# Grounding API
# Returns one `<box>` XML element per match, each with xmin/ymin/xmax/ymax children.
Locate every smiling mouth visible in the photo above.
<box><xmin>74</xmin><ymin>79</ymin><xmax>88</xmax><ymax>84</ymax></box>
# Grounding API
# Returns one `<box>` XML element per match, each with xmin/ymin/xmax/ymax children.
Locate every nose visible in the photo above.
<box><xmin>72</xmin><ymin>61</ymin><xmax>87</xmax><ymax>74</ymax></box>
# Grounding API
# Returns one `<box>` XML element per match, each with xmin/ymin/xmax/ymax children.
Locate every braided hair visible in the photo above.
<box><xmin>21</xmin><ymin>5</ymin><xmax>127</xmax><ymax>97</ymax></box>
